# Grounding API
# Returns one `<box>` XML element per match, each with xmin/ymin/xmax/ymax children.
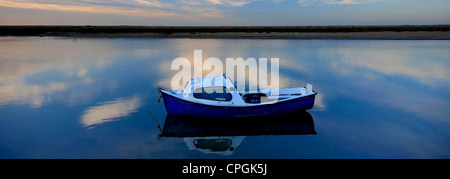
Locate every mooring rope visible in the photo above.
<box><xmin>148</xmin><ymin>87</ymin><xmax>162</xmax><ymax>115</ymax></box>
<box><xmin>148</xmin><ymin>87</ymin><xmax>163</xmax><ymax>136</ymax></box>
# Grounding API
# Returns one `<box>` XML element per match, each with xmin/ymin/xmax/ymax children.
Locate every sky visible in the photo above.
<box><xmin>0</xmin><ymin>0</ymin><xmax>449</xmax><ymax>25</ymax></box>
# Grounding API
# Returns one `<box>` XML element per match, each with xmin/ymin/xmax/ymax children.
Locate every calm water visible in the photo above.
<box><xmin>0</xmin><ymin>37</ymin><xmax>449</xmax><ymax>159</ymax></box>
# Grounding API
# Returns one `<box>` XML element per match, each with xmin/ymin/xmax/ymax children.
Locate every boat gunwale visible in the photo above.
<box><xmin>159</xmin><ymin>88</ymin><xmax>317</xmax><ymax>108</ymax></box>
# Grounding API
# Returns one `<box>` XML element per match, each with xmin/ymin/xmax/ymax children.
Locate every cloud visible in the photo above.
<box><xmin>190</xmin><ymin>0</ymin><xmax>259</xmax><ymax>7</ymax></box>
<box><xmin>0</xmin><ymin>0</ymin><xmax>252</xmax><ymax>21</ymax></box>
<box><xmin>227</xmin><ymin>1</ymin><xmax>252</xmax><ymax>7</ymax></box>
<box><xmin>77</xmin><ymin>68</ymin><xmax>88</xmax><ymax>78</ymax></box>
<box><xmin>134</xmin><ymin>0</ymin><xmax>174</xmax><ymax>8</ymax></box>
<box><xmin>298</xmin><ymin>0</ymin><xmax>379</xmax><ymax>6</ymax></box>
<box><xmin>328</xmin><ymin>0</ymin><xmax>379</xmax><ymax>5</ymax></box>
<box><xmin>0</xmin><ymin>0</ymin><xmax>176</xmax><ymax>17</ymax></box>
<box><xmin>297</xmin><ymin>0</ymin><xmax>316</xmax><ymax>6</ymax></box>
<box><xmin>205</xmin><ymin>0</ymin><xmax>225</xmax><ymax>5</ymax></box>
<box><xmin>181</xmin><ymin>6</ymin><xmax>225</xmax><ymax>18</ymax></box>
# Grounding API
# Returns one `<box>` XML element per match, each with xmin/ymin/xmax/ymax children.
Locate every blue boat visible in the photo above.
<box><xmin>159</xmin><ymin>75</ymin><xmax>317</xmax><ymax>118</ymax></box>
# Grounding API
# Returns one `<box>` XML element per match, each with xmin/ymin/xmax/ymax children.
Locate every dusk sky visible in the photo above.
<box><xmin>1</xmin><ymin>0</ymin><xmax>449</xmax><ymax>25</ymax></box>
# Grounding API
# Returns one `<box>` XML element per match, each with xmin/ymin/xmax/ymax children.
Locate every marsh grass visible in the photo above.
<box><xmin>1</xmin><ymin>25</ymin><xmax>449</xmax><ymax>36</ymax></box>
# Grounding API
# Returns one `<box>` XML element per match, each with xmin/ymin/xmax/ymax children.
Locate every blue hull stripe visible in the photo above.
<box><xmin>160</xmin><ymin>90</ymin><xmax>317</xmax><ymax>118</ymax></box>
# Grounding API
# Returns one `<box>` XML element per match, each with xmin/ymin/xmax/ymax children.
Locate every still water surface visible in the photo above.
<box><xmin>0</xmin><ymin>37</ymin><xmax>449</xmax><ymax>158</ymax></box>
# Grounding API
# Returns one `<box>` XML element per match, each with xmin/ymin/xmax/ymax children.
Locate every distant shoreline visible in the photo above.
<box><xmin>1</xmin><ymin>25</ymin><xmax>450</xmax><ymax>40</ymax></box>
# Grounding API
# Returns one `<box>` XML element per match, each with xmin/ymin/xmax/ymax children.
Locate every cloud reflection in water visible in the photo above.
<box><xmin>81</xmin><ymin>96</ymin><xmax>141</xmax><ymax>127</ymax></box>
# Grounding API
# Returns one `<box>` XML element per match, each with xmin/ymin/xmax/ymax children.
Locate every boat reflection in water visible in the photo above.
<box><xmin>158</xmin><ymin>110</ymin><xmax>317</xmax><ymax>156</ymax></box>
